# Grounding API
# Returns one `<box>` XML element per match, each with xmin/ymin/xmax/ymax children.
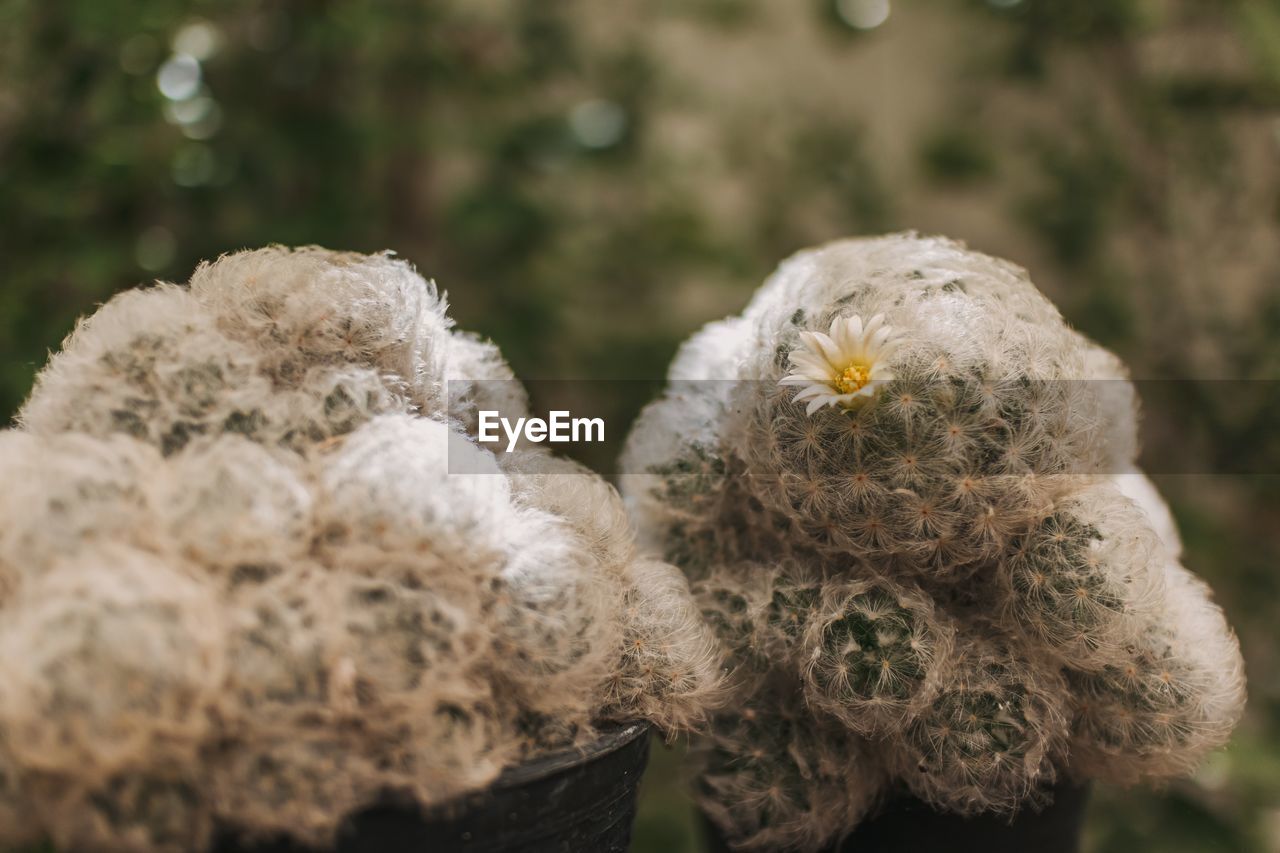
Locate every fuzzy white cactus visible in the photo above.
<box><xmin>0</xmin><ymin>432</ymin><xmax>161</xmax><ymax>598</ymax></box>
<box><xmin>0</xmin><ymin>246</ymin><xmax>724</xmax><ymax>851</ymax></box>
<box><xmin>622</xmin><ymin>233</ymin><xmax>1246</xmax><ymax>850</ymax></box>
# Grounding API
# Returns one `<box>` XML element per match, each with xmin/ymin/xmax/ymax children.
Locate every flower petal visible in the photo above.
<box><xmin>873</xmin><ymin>339</ymin><xmax>900</xmax><ymax>362</ymax></box>
<box><xmin>806</xmin><ymin>396</ymin><xmax>835</xmax><ymax>415</ymax></box>
<box><xmin>869</xmin><ymin>365</ymin><xmax>894</xmax><ymax>381</ymax></box>
<box><xmin>792</xmin><ymin>384</ymin><xmax>829</xmax><ymax>402</ymax></box>
<box><xmin>832</xmin><ymin>315</ymin><xmax>863</xmax><ymax>353</ymax></box>
<box><xmin>798</xmin><ymin>330</ymin><xmax>825</xmax><ymax>355</ymax></box>
<box><xmin>800</xmin><ymin>331</ymin><xmax>843</xmax><ymax>366</ymax></box>
<box><xmin>788</xmin><ymin>351</ymin><xmax>832</xmax><ymax>375</ymax></box>
<box><xmin>867</xmin><ymin>324</ymin><xmax>895</xmax><ymax>354</ymax></box>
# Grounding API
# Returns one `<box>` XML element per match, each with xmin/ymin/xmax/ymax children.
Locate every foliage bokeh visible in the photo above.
<box><xmin>2</xmin><ymin>0</ymin><xmax>1279</xmax><ymax>850</ymax></box>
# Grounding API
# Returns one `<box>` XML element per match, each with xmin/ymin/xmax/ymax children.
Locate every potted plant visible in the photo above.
<box><xmin>0</xmin><ymin>246</ymin><xmax>724</xmax><ymax>852</ymax></box>
<box><xmin>621</xmin><ymin>233</ymin><xmax>1246</xmax><ymax>851</ymax></box>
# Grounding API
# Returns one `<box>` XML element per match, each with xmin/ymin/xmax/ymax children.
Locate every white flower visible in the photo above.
<box><xmin>779</xmin><ymin>314</ymin><xmax>898</xmax><ymax>414</ymax></box>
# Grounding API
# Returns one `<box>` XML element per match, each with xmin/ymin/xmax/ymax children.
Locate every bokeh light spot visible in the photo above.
<box><xmin>569</xmin><ymin>99</ymin><xmax>628</xmax><ymax>150</ymax></box>
<box><xmin>172</xmin><ymin>21</ymin><xmax>223</xmax><ymax>61</ymax></box>
<box><xmin>836</xmin><ymin>0</ymin><xmax>890</xmax><ymax>30</ymax></box>
<box><xmin>164</xmin><ymin>95</ymin><xmax>222</xmax><ymax>140</ymax></box>
<box><xmin>156</xmin><ymin>54</ymin><xmax>201</xmax><ymax>101</ymax></box>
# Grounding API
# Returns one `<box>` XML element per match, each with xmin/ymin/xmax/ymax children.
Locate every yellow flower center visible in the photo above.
<box><xmin>835</xmin><ymin>362</ymin><xmax>872</xmax><ymax>394</ymax></box>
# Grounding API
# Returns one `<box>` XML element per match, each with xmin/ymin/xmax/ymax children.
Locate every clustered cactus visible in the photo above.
<box><xmin>621</xmin><ymin>233</ymin><xmax>1246</xmax><ymax>850</ymax></box>
<box><xmin>0</xmin><ymin>246</ymin><xmax>723</xmax><ymax>852</ymax></box>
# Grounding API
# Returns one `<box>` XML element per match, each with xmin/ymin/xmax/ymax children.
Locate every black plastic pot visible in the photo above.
<box><xmin>703</xmin><ymin>781</ymin><xmax>1089</xmax><ymax>853</ymax></box>
<box><xmin>215</xmin><ymin>722</ymin><xmax>650</xmax><ymax>853</ymax></box>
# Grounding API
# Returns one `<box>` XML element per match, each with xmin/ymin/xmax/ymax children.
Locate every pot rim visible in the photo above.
<box><xmin>488</xmin><ymin>721</ymin><xmax>649</xmax><ymax>790</ymax></box>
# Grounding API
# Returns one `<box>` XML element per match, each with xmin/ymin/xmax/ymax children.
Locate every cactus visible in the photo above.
<box><xmin>151</xmin><ymin>435</ymin><xmax>314</xmax><ymax>577</ymax></box>
<box><xmin>0</xmin><ymin>432</ymin><xmax>160</xmax><ymax>600</ymax></box>
<box><xmin>802</xmin><ymin>575</ymin><xmax>953</xmax><ymax>736</ymax></box>
<box><xmin>1068</xmin><ymin>561</ymin><xmax>1246</xmax><ymax>785</ymax></box>
<box><xmin>0</xmin><ymin>545</ymin><xmax>225</xmax><ymax>773</ymax></box>
<box><xmin>1000</xmin><ymin>482</ymin><xmax>1165</xmax><ymax>669</ymax></box>
<box><xmin>47</xmin><ymin>770</ymin><xmax>212</xmax><ymax>853</ymax></box>
<box><xmin>693</xmin><ymin>677</ymin><xmax>883</xmax><ymax>851</ymax></box>
<box><xmin>622</xmin><ymin>234</ymin><xmax>1246</xmax><ymax>849</ymax></box>
<box><xmin>884</xmin><ymin>632</ymin><xmax>1068</xmax><ymax>815</ymax></box>
<box><xmin>222</xmin><ymin>565</ymin><xmax>337</xmax><ymax>716</ymax></box>
<box><xmin>0</xmin><ymin>246</ymin><xmax>724</xmax><ymax>850</ymax></box>
<box><xmin>605</xmin><ymin>558</ymin><xmax>726</xmax><ymax>731</ymax></box>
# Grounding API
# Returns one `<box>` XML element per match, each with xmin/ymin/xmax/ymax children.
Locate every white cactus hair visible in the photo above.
<box><xmin>693</xmin><ymin>678</ymin><xmax>883</xmax><ymax>851</ymax></box>
<box><xmin>446</xmin><ymin>330</ymin><xmax>532</xmax><ymax>439</ymax></box>
<box><xmin>1111</xmin><ymin>467</ymin><xmax>1183</xmax><ymax>559</ymax></box>
<box><xmin>802</xmin><ymin>574</ymin><xmax>955</xmax><ymax>736</ymax></box>
<box><xmin>1068</xmin><ymin>561</ymin><xmax>1245</xmax><ymax>785</ymax></box>
<box><xmin>501</xmin><ymin>449</ymin><xmax>638</xmax><ymax>574</ymax></box>
<box><xmin>150</xmin><ymin>435</ymin><xmax>314</xmax><ymax>576</ymax></box>
<box><xmin>488</xmin><ymin>506</ymin><xmax>622</xmax><ymax>716</ymax></box>
<box><xmin>220</xmin><ymin>564</ymin><xmax>341</xmax><ymax>719</ymax></box>
<box><xmin>1077</xmin><ymin>335</ymin><xmax>1142</xmax><ymax>472</ymax></box>
<box><xmin>886</xmin><ymin>632</ymin><xmax>1069</xmax><ymax>815</ymax></box>
<box><xmin>606</xmin><ymin>558</ymin><xmax>726</xmax><ymax>732</ymax></box>
<box><xmin>623</xmin><ymin>233</ymin><xmax>1246</xmax><ymax>847</ymax></box>
<box><xmin>0</xmin><ymin>431</ymin><xmax>161</xmax><ymax>598</ymax></box>
<box><xmin>187</xmin><ymin>245</ymin><xmax>452</xmax><ymax>409</ymax></box>
<box><xmin>311</xmin><ymin>414</ymin><xmax>512</xmax><ymax>571</ymax></box>
<box><xmin>0</xmin><ymin>245</ymin><xmax>724</xmax><ymax>849</ymax></box>
<box><xmin>1000</xmin><ymin>480</ymin><xmax>1167</xmax><ymax>670</ymax></box>
<box><xmin>0</xmin><ymin>545</ymin><xmax>225</xmax><ymax>777</ymax></box>
<box><xmin>17</xmin><ymin>284</ymin><xmax>266</xmax><ymax>447</ymax></box>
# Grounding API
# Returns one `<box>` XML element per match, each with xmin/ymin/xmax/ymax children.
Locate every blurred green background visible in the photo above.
<box><xmin>3</xmin><ymin>0</ymin><xmax>1280</xmax><ymax>850</ymax></box>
